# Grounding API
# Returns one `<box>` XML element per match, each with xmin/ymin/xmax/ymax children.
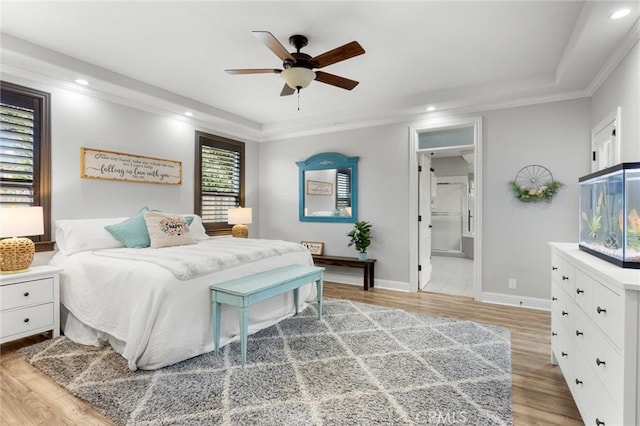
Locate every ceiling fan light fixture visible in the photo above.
<box><xmin>281</xmin><ymin>67</ymin><xmax>316</xmax><ymax>89</ymax></box>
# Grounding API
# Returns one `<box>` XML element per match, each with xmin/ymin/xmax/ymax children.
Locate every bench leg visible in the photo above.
<box><xmin>240</xmin><ymin>306</ymin><xmax>249</xmax><ymax>366</ymax></box>
<box><xmin>316</xmin><ymin>278</ymin><xmax>323</xmax><ymax>320</ymax></box>
<box><xmin>213</xmin><ymin>301</ymin><xmax>221</xmax><ymax>354</ymax></box>
<box><xmin>293</xmin><ymin>288</ymin><xmax>299</xmax><ymax>315</ymax></box>
<box><xmin>364</xmin><ymin>266</ymin><xmax>369</xmax><ymax>291</ymax></box>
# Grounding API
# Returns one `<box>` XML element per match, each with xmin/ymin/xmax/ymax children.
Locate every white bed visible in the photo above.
<box><xmin>50</xmin><ymin>215</ymin><xmax>316</xmax><ymax>370</ymax></box>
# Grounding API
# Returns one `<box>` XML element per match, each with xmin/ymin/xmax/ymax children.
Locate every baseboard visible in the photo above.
<box><xmin>324</xmin><ymin>272</ymin><xmax>410</xmax><ymax>292</ymax></box>
<box><xmin>481</xmin><ymin>291</ymin><xmax>550</xmax><ymax>311</ymax></box>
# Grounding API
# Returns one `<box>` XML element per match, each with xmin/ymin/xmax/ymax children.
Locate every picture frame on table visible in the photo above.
<box><xmin>301</xmin><ymin>241</ymin><xmax>324</xmax><ymax>256</ymax></box>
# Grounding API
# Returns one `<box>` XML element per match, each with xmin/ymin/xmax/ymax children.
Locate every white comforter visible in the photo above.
<box><xmin>50</xmin><ymin>238</ymin><xmax>316</xmax><ymax>370</ymax></box>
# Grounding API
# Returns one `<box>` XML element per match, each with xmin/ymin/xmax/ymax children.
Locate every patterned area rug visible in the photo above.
<box><xmin>18</xmin><ymin>298</ymin><xmax>512</xmax><ymax>425</ymax></box>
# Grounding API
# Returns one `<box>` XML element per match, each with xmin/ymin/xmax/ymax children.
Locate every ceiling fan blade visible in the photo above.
<box><xmin>252</xmin><ymin>31</ymin><xmax>296</xmax><ymax>63</ymax></box>
<box><xmin>225</xmin><ymin>68</ymin><xmax>282</xmax><ymax>75</ymax></box>
<box><xmin>280</xmin><ymin>84</ymin><xmax>295</xmax><ymax>96</ymax></box>
<box><xmin>311</xmin><ymin>41</ymin><xmax>365</xmax><ymax>68</ymax></box>
<box><xmin>315</xmin><ymin>71</ymin><xmax>359</xmax><ymax>90</ymax></box>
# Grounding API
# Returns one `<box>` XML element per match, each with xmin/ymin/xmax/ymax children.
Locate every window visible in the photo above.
<box><xmin>194</xmin><ymin>131</ymin><xmax>244</xmax><ymax>235</ymax></box>
<box><xmin>336</xmin><ymin>168</ymin><xmax>351</xmax><ymax>209</ymax></box>
<box><xmin>0</xmin><ymin>81</ymin><xmax>53</xmax><ymax>251</ymax></box>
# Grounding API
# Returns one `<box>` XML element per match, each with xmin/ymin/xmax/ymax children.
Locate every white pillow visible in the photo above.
<box><xmin>184</xmin><ymin>214</ymin><xmax>208</xmax><ymax>241</ymax></box>
<box><xmin>144</xmin><ymin>211</ymin><xmax>196</xmax><ymax>248</ymax></box>
<box><xmin>55</xmin><ymin>217</ymin><xmax>128</xmax><ymax>255</ymax></box>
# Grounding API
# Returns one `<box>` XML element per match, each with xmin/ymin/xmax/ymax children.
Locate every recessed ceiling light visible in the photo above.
<box><xmin>610</xmin><ymin>8</ymin><xmax>631</xmax><ymax>19</ymax></box>
<box><xmin>426</xmin><ymin>106</ymin><xmax>436</xmax><ymax>112</ymax></box>
<box><xmin>185</xmin><ymin>111</ymin><xmax>193</xmax><ymax>117</ymax></box>
<box><xmin>75</xmin><ymin>79</ymin><xmax>89</xmax><ymax>86</ymax></box>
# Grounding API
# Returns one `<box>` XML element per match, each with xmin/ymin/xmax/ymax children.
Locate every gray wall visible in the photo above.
<box><xmin>432</xmin><ymin>157</ymin><xmax>469</xmax><ymax>177</ymax></box>
<box><xmin>482</xmin><ymin>99</ymin><xmax>590</xmax><ymax>299</ymax></box>
<box><xmin>259</xmin><ymin>98</ymin><xmax>591</xmax><ymax>299</ymax></box>
<box><xmin>591</xmin><ymin>41</ymin><xmax>640</xmax><ymax>162</ymax></box>
<box><xmin>259</xmin><ymin>124</ymin><xmax>410</xmax><ymax>287</ymax></box>
<box><xmin>2</xmin><ymin>77</ymin><xmax>261</xmax><ymax>265</ymax></box>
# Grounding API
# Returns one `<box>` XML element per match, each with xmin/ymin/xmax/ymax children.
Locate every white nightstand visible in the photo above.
<box><xmin>0</xmin><ymin>265</ymin><xmax>61</xmax><ymax>344</ymax></box>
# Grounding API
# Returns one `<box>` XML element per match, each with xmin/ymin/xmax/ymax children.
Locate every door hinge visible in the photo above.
<box><xmin>418</xmin><ymin>165</ymin><xmax>422</xmax><ymax>172</ymax></box>
<box><xmin>592</xmin><ymin>151</ymin><xmax>596</xmax><ymax>161</ymax></box>
<box><xmin>418</xmin><ymin>215</ymin><xmax>422</xmax><ymax>222</ymax></box>
<box><xmin>612</xmin><ymin>128</ymin><xmax>616</xmax><ymax>137</ymax></box>
<box><xmin>418</xmin><ymin>264</ymin><xmax>422</xmax><ymax>271</ymax></box>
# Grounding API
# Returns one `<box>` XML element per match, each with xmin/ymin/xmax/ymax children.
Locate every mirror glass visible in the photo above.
<box><xmin>297</xmin><ymin>153</ymin><xmax>358</xmax><ymax>223</ymax></box>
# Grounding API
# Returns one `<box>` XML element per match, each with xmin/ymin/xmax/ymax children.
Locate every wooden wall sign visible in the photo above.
<box><xmin>80</xmin><ymin>147</ymin><xmax>182</xmax><ymax>185</ymax></box>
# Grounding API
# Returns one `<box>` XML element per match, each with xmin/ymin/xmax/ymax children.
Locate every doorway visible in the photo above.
<box><xmin>408</xmin><ymin>117</ymin><xmax>482</xmax><ymax>299</ymax></box>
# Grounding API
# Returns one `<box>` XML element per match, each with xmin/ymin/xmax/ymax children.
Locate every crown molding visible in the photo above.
<box><xmin>587</xmin><ymin>18</ymin><xmax>640</xmax><ymax>96</ymax></box>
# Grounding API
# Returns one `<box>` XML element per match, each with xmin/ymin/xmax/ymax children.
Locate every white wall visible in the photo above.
<box><xmin>259</xmin><ymin>98</ymin><xmax>590</xmax><ymax>298</ymax></box>
<box><xmin>591</xmin><ymin>41</ymin><xmax>640</xmax><ymax>162</ymax></box>
<box><xmin>0</xmin><ymin>76</ymin><xmax>260</xmax><ymax>264</ymax></box>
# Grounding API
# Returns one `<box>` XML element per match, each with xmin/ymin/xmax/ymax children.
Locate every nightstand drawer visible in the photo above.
<box><xmin>0</xmin><ymin>278</ymin><xmax>53</xmax><ymax>311</ymax></box>
<box><xmin>1</xmin><ymin>303</ymin><xmax>54</xmax><ymax>338</ymax></box>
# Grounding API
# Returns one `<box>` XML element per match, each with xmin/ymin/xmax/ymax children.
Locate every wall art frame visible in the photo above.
<box><xmin>81</xmin><ymin>147</ymin><xmax>182</xmax><ymax>185</ymax></box>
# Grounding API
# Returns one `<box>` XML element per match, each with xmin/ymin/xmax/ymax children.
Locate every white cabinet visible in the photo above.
<box><xmin>550</xmin><ymin>243</ymin><xmax>640</xmax><ymax>426</ymax></box>
<box><xmin>0</xmin><ymin>265</ymin><xmax>61</xmax><ymax>344</ymax></box>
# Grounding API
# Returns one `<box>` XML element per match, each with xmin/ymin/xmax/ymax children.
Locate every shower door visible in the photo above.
<box><xmin>432</xmin><ymin>182</ymin><xmax>463</xmax><ymax>252</ymax></box>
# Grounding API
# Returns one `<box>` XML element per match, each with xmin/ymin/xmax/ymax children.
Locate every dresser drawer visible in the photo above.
<box><xmin>574</xmin><ymin>269</ymin><xmax>593</xmax><ymax>313</ymax></box>
<box><xmin>573</xmin><ymin>305</ymin><xmax>594</xmax><ymax>356</ymax></box>
<box><xmin>590</xmin><ymin>280</ymin><xmax>623</xmax><ymax>349</ymax></box>
<box><xmin>1</xmin><ymin>303</ymin><xmax>54</xmax><ymax>338</ymax></box>
<box><xmin>560</xmin><ymin>259</ymin><xmax>575</xmax><ymax>299</ymax></box>
<box><xmin>551</xmin><ymin>312</ymin><xmax>573</xmax><ymax>379</ymax></box>
<box><xmin>590</xmin><ymin>332</ymin><xmax>623</xmax><ymax>404</ymax></box>
<box><xmin>0</xmin><ymin>278</ymin><xmax>54</xmax><ymax>311</ymax></box>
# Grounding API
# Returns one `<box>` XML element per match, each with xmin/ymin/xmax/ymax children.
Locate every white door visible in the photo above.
<box><xmin>418</xmin><ymin>154</ymin><xmax>432</xmax><ymax>289</ymax></box>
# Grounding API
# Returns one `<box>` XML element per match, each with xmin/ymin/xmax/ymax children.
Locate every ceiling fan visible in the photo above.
<box><xmin>225</xmin><ymin>31</ymin><xmax>365</xmax><ymax>97</ymax></box>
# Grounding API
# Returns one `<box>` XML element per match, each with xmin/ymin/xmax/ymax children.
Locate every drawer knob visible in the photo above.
<box><xmin>23</xmin><ymin>291</ymin><xmax>30</xmax><ymax>297</ymax></box>
<box><xmin>552</xmin><ymin>266</ymin><xmax>558</xmax><ymax>271</ymax></box>
<box><xmin>575</xmin><ymin>330</ymin><xmax>583</xmax><ymax>336</ymax></box>
<box><xmin>23</xmin><ymin>318</ymin><xmax>30</xmax><ymax>323</ymax></box>
<box><xmin>575</xmin><ymin>378</ymin><xmax>583</xmax><ymax>385</ymax></box>
<box><xmin>562</xmin><ymin>310</ymin><xmax>568</xmax><ymax>316</ymax></box>
<box><xmin>596</xmin><ymin>358</ymin><xmax>606</xmax><ymax>366</ymax></box>
<box><xmin>552</xmin><ymin>332</ymin><xmax>557</xmax><ymax>337</ymax></box>
<box><xmin>561</xmin><ymin>351</ymin><xmax>568</xmax><ymax>357</ymax></box>
<box><xmin>576</xmin><ymin>288</ymin><xmax>584</xmax><ymax>294</ymax></box>
<box><xmin>595</xmin><ymin>418</ymin><xmax>605</xmax><ymax>426</ymax></box>
<box><xmin>552</xmin><ymin>297</ymin><xmax>558</xmax><ymax>301</ymax></box>
<box><xmin>596</xmin><ymin>306</ymin><xmax>607</xmax><ymax>314</ymax></box>
<box><xmin>562</xmin><ymin>275</ymin><xmax>569</xmax><ymax>281</ymax></box>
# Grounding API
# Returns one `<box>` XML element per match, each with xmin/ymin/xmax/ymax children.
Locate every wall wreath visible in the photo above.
<box><xmin>510</xmin><ymin>165</ymin><xmax>563</xmax><ymax>202</ymax></box>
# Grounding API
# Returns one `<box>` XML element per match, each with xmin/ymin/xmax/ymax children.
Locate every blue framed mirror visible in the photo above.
<box><xmin>296</xmin><ymin>152</ymin><xmax>359</xmax><ymax>222</ymax></box>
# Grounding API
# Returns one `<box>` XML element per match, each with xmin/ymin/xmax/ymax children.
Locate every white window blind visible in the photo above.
<box><xmin>200</xmin><ymin>145</ymin><xmax>241</xmax><ymax>223</ymax></box>
<box><xmin>0</xmin><ymin>102</ymin><xmax>34</xmax><ymax>206</ymax></box>
<box><xmin>336</xmin><ymin>168</ymin><xmax>351</xmax><ymax>208</ymax></box>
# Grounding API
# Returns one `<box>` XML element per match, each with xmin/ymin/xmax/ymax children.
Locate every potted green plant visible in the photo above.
<box><xmin>347</xmin><ymin>220</ymin><xmax>372</xmax><ymax>260</ymax></box>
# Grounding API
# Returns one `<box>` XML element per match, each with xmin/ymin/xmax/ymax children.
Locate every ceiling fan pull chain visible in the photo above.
<box><xmin>297</xmin><ymin>88</ymin><xmax>301</xmax><ymax>111</ymax></box>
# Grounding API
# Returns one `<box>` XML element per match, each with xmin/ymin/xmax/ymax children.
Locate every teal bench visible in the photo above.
<box><xmin>210</xmin><ymin>264</ymin><xmax>324</xmax><ymax>366</ymax></box>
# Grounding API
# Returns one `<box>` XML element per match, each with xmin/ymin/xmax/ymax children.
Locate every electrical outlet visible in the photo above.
<box><xmin>508</xmin><ymin>278</ymin><xmax>517</xmax><ymax>289</ymax></box>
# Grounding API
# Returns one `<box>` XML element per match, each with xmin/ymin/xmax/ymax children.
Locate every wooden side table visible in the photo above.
<box><xmin>311</xmin><ymin>255</ymin><xmax>377</xmax><ymax>290</ymax></box>
<box><xmin>0</xmin><ymin>265</ymin><xmax>61</xmax><ymax>344</ymax></box>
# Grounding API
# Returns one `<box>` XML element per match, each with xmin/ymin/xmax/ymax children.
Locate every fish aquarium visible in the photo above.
<box><xmin>579</xmin><ymin>162</ymin><xmax>640</xmax><ymax>268</ymax></box>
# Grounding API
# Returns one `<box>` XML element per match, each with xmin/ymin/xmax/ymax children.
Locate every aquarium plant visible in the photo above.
<box><xmin>582</xmin><ymin>191</ymin><xmax>603</xmax><ymax>240</ymax></box>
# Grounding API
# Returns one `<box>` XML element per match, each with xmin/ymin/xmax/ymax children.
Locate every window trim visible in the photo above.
<box><xmin>194</xmin><ymin>131</ymin><xmax>245</xmax><ymax>236</ymax></box>
<box><xmin>0</xmin><ymin>81</ymin><xmax>53</xmax><ymax>252</ymax></box>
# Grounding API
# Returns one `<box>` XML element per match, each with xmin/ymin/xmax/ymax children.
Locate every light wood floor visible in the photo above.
<box><xmin>0</xmin><ymin>283</ymin><xmax>582</xmax><ymax>425</ymax></box>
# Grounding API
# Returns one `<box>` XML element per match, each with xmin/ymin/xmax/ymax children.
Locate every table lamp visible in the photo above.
<box><xmin>0</xmin><ymin>206</ymin><xmax>44</xmax><ymax>273</ymax></box>
<box><xmin>228</xmin><ymin>207</ymin><xmax>252</xmax><ymax>238</ymax></box>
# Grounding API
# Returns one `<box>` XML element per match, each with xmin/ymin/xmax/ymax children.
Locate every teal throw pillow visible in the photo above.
<box><xmin>105</xmin><ymin>207</ymin><xmax>151</xmax><ymax>248</ymax></box>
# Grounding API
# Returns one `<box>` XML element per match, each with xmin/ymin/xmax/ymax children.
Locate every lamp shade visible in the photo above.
<box><xmin>281</xmin><ymin>67</ymin><xmax>316</xmax><ymax>89</ymax></box>
<box><xmin>0</xmin><ymin>206</ymin><xmax>44</xmax><ymax>238</ymax></box>
<box><xmin>228</xmin><ymin>207</ymin><xmax>252</xmax><ymax>225</ymax></box>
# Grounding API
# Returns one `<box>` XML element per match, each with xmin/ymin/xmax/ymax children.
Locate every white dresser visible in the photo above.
<box><xmin>550</xmin><ymin>243</ymin><xmax>640</xmax><ymax>426</ymax></box>
<box><xmin>0</xmin><ymin>265</ymin><xmax>61</xmax><ymax>344</ymax></box>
